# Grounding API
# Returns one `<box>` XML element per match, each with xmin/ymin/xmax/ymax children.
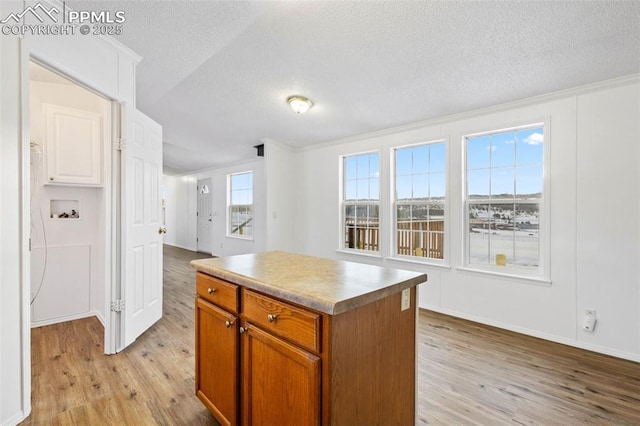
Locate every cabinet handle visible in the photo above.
<box><xmin>267</xmin><ymin>314</ymin><xmax>278</xmax><ymax>323</ymax></box>
<box><xmin>239</xmin><ymin>326</ymin><xmax>248</xmax><ymax>334</ymax></box>
<box><xmin>207</xmin><ymin>288</ymin><xmax>216</xmax><ymax>294</ymax></box>
<box><xmin>49</xmin><ymin>177</ymin><xmax>54</xmax><ymax>181</ymax></box>
<box><xmin>225</xmin><ymin>320</ymin><xmax>234</xmax><ymax>328</ymax></box>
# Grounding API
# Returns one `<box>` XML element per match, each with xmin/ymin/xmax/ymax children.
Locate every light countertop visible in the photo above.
<box><xmin>191</xmin><ymin>251</ymin><xmax>427</xmax><ymax>315</ymax></box>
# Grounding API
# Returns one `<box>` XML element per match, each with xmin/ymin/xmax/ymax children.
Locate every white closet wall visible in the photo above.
<box><xmin>29</xmin><ymin>80</ymin><xmax>109</xmax><ymax>327</ymax></box>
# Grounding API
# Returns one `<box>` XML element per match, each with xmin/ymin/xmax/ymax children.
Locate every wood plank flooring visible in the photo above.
<box><xmin>23</xmin><ymin>245</ymin><xmax>218</xmax><ymax>426</ymax></box>
<box><xmin>23</xmin><ymin>245</ymin><xmax>640</xmax><ymax>425</ymax></box>
<box><xmin>418</xmin><ymin>312</ymin><xmax>640</xmax><ymax>425</ymax></box>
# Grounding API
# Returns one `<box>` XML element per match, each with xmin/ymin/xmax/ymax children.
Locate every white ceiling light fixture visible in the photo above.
<box><xmin>287</xmin><ymin>95</ymin><xmax>313</xmax><ymax>114</ymax></box>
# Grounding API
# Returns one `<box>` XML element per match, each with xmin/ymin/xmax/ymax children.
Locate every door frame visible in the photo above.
<box><xmin>21</xmin><ymin>52</ymin><xmax>120</xmax><ymax>354</ymax></box>
<box><xmin>20</xmin><ymin>39</ymin><xmax>132</xmax><ymax>402</ymax></box>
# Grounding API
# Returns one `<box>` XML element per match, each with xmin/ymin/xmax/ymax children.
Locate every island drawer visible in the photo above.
<box><xmin>242</xmin><ymin>289</ymin><xmax>321</xmax><ymax>353</ymax></box>
<box><xmin>196</xmin><ymin>272</ymin><xmax>239</xmax><ymax>313</ymax></box>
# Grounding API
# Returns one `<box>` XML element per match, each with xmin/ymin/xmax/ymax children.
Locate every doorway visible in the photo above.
<box><xmin>197</xmin><ymin>178</ymin><xmax>213</xmax><ymax>254</ymax></box>
<box><xmin>28</xmin><ymin>61</ymin><xmax>113</xmax><ymax>341</ymax></box>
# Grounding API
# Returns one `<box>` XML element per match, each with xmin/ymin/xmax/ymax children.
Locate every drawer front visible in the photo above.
<box><xmin>196</xmin><ymin>272</ymin><xmax>239</xmax><ymax>313</ymax></box>
<box><xmin>242</xmin><ymin>289</ymin><xmax>321</xmax><ymax>353</ymax></box>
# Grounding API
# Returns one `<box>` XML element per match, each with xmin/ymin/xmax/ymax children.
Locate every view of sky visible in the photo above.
<box><xmin>467</xmin><ymin>126</ymin><xmax>544</xmax><ymax>198</ymax></box>
<box><xmin>344</xmin><ymin>126</ymin><xmax>543</xmax><ymax>203</ymax></box>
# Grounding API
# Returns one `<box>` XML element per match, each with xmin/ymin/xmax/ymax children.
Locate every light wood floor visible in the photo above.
<box><xmin>23</xmin><ymin>245</ymin><xmax>640</xmax><ymax>425</ymax></box>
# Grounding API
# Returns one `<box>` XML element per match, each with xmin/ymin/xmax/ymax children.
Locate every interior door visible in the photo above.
<box><xmin>197</xmin><ymin>178</ymin><xmax>213</xmax><ymax>254</ymax></box>
<box><xmin>120</xmin><ymin>105</ymin><xmax>164</xmax><ymax>349</ymax></box>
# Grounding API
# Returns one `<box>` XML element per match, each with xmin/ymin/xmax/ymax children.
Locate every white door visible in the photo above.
<box><xmin>120</xmin><ymin>105</ymin><xmax>164</xmax><ymax>350</ymax></box>
<box><xmin>197</xmin><ymin>178</ymin><xmax>213</xmax><ymax>254</ymax></box>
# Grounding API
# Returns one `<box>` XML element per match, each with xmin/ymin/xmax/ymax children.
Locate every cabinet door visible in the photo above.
<box><xmin>44</xmin><ymin>103</ymin><xmax>102</xmax><ymax>186</ymax></box>
<box><xmin>242</xmin><ymin>323</ymin><xmax>321</xmax><ymax>426</ymax></box>
<box><xmin>196</xmin><ymin>298</ymin><xmax>239</xmax><ymax>426</ymax></box>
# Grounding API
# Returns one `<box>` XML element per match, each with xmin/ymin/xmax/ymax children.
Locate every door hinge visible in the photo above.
<box><xmin>113</xmin><ymin>138</ymin><xmax>126</xmax><ymax>151</ymax></box>
<box><xmin>111</xmin><ymin>300</ymin><xmax>125</xmax><ymax>312</ymax></box>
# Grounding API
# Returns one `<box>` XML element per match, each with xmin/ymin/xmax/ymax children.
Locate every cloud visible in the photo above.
<box><xmin>523</xmin><ymin>132</ymin><xmax>543</xmax><ymax>145</ymax></box>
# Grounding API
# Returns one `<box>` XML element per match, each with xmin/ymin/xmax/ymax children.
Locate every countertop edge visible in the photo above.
<box><xmin>190</xmin><ymin>259</ymin><xmax>427</xmax><ymax>315</ymax></box>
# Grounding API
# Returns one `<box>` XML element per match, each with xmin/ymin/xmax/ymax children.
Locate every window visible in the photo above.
<box><xmin>342</xmin><ymin>152</ymin><xmax>379</xmax><ymax>252</ymax></box>
<box><xmin>394</xmin><ymin>142</ymin><xmax>446</xmax><ymax>260</ymax></box>
<box><xmin>465</xmin><ymin>125</ymin><xmax>544</xmax><ymax>272</ymax></box>
<box><xmin>228</xmin><ymin>171</ymin><xmax>253</xmax><ymax>238</ymax></box>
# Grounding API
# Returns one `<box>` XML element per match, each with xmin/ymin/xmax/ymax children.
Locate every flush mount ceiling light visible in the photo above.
<box><xmin>287</xmin><ymin>95</ymin><xmax>313</xmax><ymax>114</ymax></box>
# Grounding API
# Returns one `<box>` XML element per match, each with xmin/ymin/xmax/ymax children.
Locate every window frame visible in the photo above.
<box><xmin>391</xmin><ymin>139</ymin><xmax>448</xmax><ymax>265</ymax></box>
<box><xmin>227</xmin><ymin>170</ymin><xmax>254</xmax><ymax>240</ymax></box>
<box><xmin>339</xmin><ymin>151</ymin><xmax>381</xmax><ymax>255</ymax></box>
<box><xmin>462</xmin><ymin>122</ymin><xmax>549</xmax><ymax>280</ymax></box>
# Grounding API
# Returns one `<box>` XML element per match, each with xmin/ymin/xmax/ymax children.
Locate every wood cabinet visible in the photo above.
<box><xmin>44</xmin><ymin>103</ymin><xmax>103</xmax><ymax>186</ymax></box>
<box><xmin>195</xmin><ymin>298</ymin><xmax>239</xmax><ymax>426</ymax></box>
<box><xmin>194</xmin><ymin>264</ymin><xmax>420</xmax><ymax>426</ymax></box>
<box><xmin>242</xmin><ymin>324</ymin><xmax>320</xmax><ymax>426</ymax></box>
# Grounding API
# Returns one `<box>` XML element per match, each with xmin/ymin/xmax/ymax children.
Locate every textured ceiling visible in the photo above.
<box><xmin>66</xmin><ymin>1</ymin><xmax>640</xmax><ymax>174</ymax></box>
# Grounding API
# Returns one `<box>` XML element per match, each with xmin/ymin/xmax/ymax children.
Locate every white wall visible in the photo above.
<box><xmin>294</xmin><ymin>77</ymin><xmax>640</xmax><ymax>362</ymax></box>
<box><xmin>164</xmin><ymin>174</ymin><xmax>197</xmax><ymax>251</ymax></box>
<box><xmin>162</xmin><ymin>175</ymin><xmax>178</xmax><ymax>247</ymax></box>
<box><xmin>165</xmin><ymin>158</ymin><xmax>266</xmax><ymax>257</ymax></box>
<box><xmin>1</xmin><ymin>2</ymin><xmax>140</xmax><ymax>422</ymax></box>
<box><xmin>264</xmin><ymin>139</ymin><xmax>296</xmax><ymax>252</ymax></box>
<box><xmin>30</xmin><ymin>80</ymin><xmax>110</xmax><ymax>327</ymax></box>
<box><xmin>575</xmin><ymin>84</ymin><xmax>640</xmax><ymax>356</ymax></box>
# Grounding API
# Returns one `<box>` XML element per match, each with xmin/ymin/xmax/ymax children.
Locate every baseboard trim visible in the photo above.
<box><xmin>30</xmin><ymin>310</ymin><xmax>100</xmax><ymax>329</ymax></box>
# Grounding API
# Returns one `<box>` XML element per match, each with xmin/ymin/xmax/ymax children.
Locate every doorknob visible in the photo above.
<box><xmin>158</xmin><ymin>227</ymin><xmax>167</xmax><ymax>234</ymax></box>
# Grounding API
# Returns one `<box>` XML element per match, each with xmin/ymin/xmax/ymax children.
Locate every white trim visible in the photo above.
<box><xmin>30</xmin><ymin>310</ymin><xmax>102</xmax><ymax>329</ymax></box>
<box><xmin>391</xmin><ymin>139</ymin><xmax>448</xmax><ymax>263</ymax></box>
<box><xmin>2</xmin><ymin>411</ymin><xmax>26</xmax><ymax>426</ymax></box>
<box><xmin>29</xmin><ymin>54</ymin><xmax>116</xmax><ymax>102</ymax></box>
<box><xmin>336</xmin><ymin>249</ymin><xmax>383</xmax><ymax>259</ymax></box>
<box><xmin>461</xmin><ymin>120</ymin><xmax>550</xmax><ymax>282</ymax></box>
<box><xmin>19</xmin><ymin>37</ymin><xmax>32</xmax><ymax>424</ymax></box>
<box><xmin>227</xmin><ymin>170</ymin><xmax>254</xmax><ymax>239</ymax></box>
<box><xmin>225</xmin><ymin>234</ymin><xmax>254</xmax><ymax>242</ymax></box>
<box><xmin>339</xmin><ymin>151</ymin><xmax>382</xmax><ymax>253</ymax></box>
<box><xmin>421</xmin><ymin>307</ymin><xmax>640</xmax><ymax>363</ymax></box>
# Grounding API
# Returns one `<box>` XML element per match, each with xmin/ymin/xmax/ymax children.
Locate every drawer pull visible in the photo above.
<box><xmin>207</xmin><ymin>287</ymin><xmax>216</xmax><ymax>294</ymax></box>
<box><xmin>267</xmin><ymin>314</ymin><xmax>279</xmax><ymax>323</ymax></box>
<box><xmin>225</xmin><ymin>320</ymin><xmax>233</xmax><ymax>328</ymax></box>
<box><xmin>239</xmin><ymin>326</ymin><xmax>248</xmax><ymax>334</ymax></box>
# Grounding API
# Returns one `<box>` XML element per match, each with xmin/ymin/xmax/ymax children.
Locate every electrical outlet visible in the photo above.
<box><xmin>401</xmin><ymin>288</ymin><xmax>410</xmax><ymax>311</ymax></box>
<box><xmin>583</xmin><ymin>309</ymin><xmax>597</xmax><ymax>332</ymax></box>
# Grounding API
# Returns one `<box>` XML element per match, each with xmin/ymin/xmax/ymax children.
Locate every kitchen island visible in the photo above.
<box><xmin>191</xmin><ymin>251</ymin><xmax>427</xmax><ymax>426</ymax></box>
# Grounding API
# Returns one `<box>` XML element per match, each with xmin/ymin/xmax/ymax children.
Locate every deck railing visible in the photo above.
<box><xmin>344</xmin><ymin>218</ymin><xmax>444</xmax><ymax>259</ymax></box>
<box><xmin>396</xmin><ymin>220</ymin><xmax>444</xmax><ymax>259</ymax></box>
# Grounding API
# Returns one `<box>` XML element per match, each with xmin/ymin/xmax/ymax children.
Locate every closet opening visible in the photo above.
<box><xmin>29</xmin><ymin>60</ymin><xmax>114</xmax><ymax>348</ymax></box>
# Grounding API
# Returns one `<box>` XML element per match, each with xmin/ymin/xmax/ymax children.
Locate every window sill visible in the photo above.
<box><xmin>225</xmin><ymin>235</ymin><xmax>254</xmax><ymax>242</ymax></box>
<box><xmin>455</xmin><ymin>266</ymin><xmax>551</xmax><ymax>287</ymax></box>
<box><xmin>387</xmin><ymin>256</ymin><xmax>451</xmax><ymax>271</ymax></box>
<box><xmin>335</xmin><ymin>249</ymin><xmax>383</xmax><ymax>259</ymax></box>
